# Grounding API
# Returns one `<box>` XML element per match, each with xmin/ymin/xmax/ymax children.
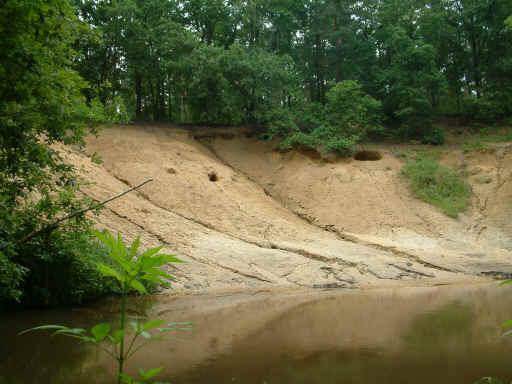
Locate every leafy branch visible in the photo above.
<box><xmin>20</xmin><ymin>230</ymin><xmax>189</xmax><ymax>384</ymax></box>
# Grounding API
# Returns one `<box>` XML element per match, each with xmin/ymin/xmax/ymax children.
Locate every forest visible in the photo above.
<box><xmin>73</xmin><ymin>0</ymin><xmax>512</xmax><ymax>148</ymax></box>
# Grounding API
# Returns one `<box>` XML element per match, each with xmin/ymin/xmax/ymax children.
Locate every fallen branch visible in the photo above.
<box><xmin>15</xmin><ymin>178</ymin><xmax>154</xmax><ymax>246</ymax></box>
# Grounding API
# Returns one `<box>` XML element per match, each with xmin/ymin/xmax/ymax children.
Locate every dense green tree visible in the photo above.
<box><xmin>73</xmin><ymin>0</ymin><xmax>512</xmax><ymax>137</ymax></box>
<box><xmin>0</xmin><ymin>0</ymin><xmax>109</xmax><ymax>306</ymax></box>
<box><xmin>183</xmin><ymin>44</ymin><xmax>298</xmax><ymax>124</ymax></box>
<box><xmin>3</xmin><ymin>0</ymin><xmax>511</xmax><ymax>158</ymax></box>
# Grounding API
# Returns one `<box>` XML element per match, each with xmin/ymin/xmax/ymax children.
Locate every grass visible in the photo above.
<box><xmin>478</xmin><ymin>126</ymin><xmax>512</xmax><ymax>143</ymax></box>
<box><xmin>462</xmin><ymin>139</ymin><xmax>488</xmax><ymax>153</ymax></box>
<box><xmin>402</xmin><ymin>156</ymin><xmax>471</xmax><ymax>218</ymax></box>
<box><xmin>393</xmin><ymin>147</ymin><xmax>445</xmax><ymax>161</ymax></box>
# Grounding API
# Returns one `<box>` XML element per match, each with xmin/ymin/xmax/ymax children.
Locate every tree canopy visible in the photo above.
<box><xmin>73</xmin><ymin>0</ymin><xmax>512</xmax><ymax>138</ymax></box>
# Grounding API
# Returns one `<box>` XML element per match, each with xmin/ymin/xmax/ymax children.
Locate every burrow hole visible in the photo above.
<box><xmin>208</xmin><ymin>171</ymin><xmax>218</xmax><ymax>182</ymax></box>
<box><xmin>354</xmin><ymin>150</ymin><xmax>382</xmax><ymax>161</ymax></box>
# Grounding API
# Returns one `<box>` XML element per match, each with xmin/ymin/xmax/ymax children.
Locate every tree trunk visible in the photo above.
<box><xmin>135</xmin><ymin>71</ymin><xmax>143</xmax><ymax>119</ymax></box>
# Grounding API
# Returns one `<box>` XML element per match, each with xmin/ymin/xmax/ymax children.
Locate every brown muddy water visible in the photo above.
<box><xmin>2</xmin><ymin>283</ymin><xmax>512</xmax><ymax>384</ymax></box>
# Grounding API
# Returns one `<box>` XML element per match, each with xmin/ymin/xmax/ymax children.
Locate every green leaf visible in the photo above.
<box><xmin>53</xmin><ymin>328</ymin><xmax>87</xmax><ymax>337</ymax></box>
<box><xmin>96</xmin><ymin>231</ymin><xmax>132</xmax><ymax>273</ymax></box>
<box><xmin>91</xmin><ymin>322</ymin><xmax>111</xmax><ymax>342</ymax></box>
<box><xmin>139</xmin><ymin>245</ymin><xmax>164</xmax><ymax>261</ymax></box>
<box><xmin>120</xmin><ymin>372</ymin><xmax>135</xmax><ymax>384</ymax></box>
<box><xmin>142</xmin><ymin>255</ymin><xmax>182</xmax><ymax>270</ymax></box>
<box><xmin>502</xmin><ymin>319</ymin><xmax>512</xmax><ymax>329</ymax></box>
<box><xmin>130</xmin><ymin>279</ymin><xmax>147</xmax><ymax>294</ymax></box>
<box><xmin>129</xmin><ymin>237</ymin><xmax>141</xmax><ymax>259</ymax></box>
<box><xmin>116</xmin><ymin>233</ymin><xmax>128</xmax><ymax>260</ymax></box>
<box><xmin>111</xmin><ymin>329</ymin><xmax>125</xmax><ymax>344</ymax></box>
<box><xmin>139</xmin><ymin>367</ymin><xmax>163</xmax><ymax>380</ymax></box>
<box><xmin>97</xmin><ymin>263</ymin><xmax>123</xmax><ymax>282</ymax></box>
<box><xmin>95</xmin><ymin>230</ymin><xmax>116</xmax><ymax>251</ymax></box>
<box><xmin>145</xmin><ymin>268</ymin><xmax>174</xmax><ymax>280</ymax></box>
<box><xmin>18</xmin><ymin>325</ymin><xmax>68</xmax><ymax>336</ymax></box>
<box><xmin>141</xmin><ymin>319</ymin><xmax>166</xmax><ymax>332</ymax></box>
<box><xmin>140</xmin><ymin>274</ymin><xmax>161</xmax><ymax>284</ymax></box>
<box><xmin>500</xmin><ymin>280</ymin><xmax>512</xmax><ymax>286</ymax></box>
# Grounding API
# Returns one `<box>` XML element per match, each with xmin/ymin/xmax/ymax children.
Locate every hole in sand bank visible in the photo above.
<box><xmin>354</xmin><ymin>150</ymin><xmax>382</xmax><ymax>161</ymax></box>
<box><xmin>299</xmin><ymin>147</ymin><xmax>323</xmax><ymax>160</ymax></box>
<box><xmin>208</xmin><ymin>171</ymin><xmax>218</xmax><ymax>182</ymax></box>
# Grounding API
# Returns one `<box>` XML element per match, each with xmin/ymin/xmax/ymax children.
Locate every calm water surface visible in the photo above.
<box><xmin>2</xmin><ymin>283</ymin><xmax>512</xmax><ymax>384</ymax></box>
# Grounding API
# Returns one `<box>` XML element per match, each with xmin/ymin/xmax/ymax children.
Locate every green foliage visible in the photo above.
<box><xmin>279</xmin><ymin>81</ymin><xmax>381</xmax><ymax>156</ymax></box>
<box><xmin>93</xmin><ymin>230</ymin><xmax>182</xmax><ymax>294</ymax></box>
<box><xmin>376</xmin><ymin>25</ymin><xmax>444</xmax><ymax>140</ymax></box>
<box><xmin>184</xmin><ymin>44</ymin><xmax>298</xmax><ymax>125</ymax></box>
<box><xmin>71</xmin><ymin>0</ymin><xmax>512</xmax><ymax>133</ymax></box>
<box><xmin>465</xmin><ymin>94</ymin><xmax>512</xmax><ymax>122</ymax></box>
<box><xmin>420</xmin><ymin>127</ymin><xmax>446</xmax><ymax>146</ymax></box>
<box><xmin>477</xmin><ymin>126</ymin><xmax>512</xmax><ymax>143</ymax></box>
<box><xmin>325</xmin><ymin>81</ymin><xmax>382</xmax><ymax>140</ymax></box>
<box><xmin>462</xmin><ymin>139</ymin><xmax>488</xmax><ymax>153</ymax></box>
<box><xmin>259</xmin><ymin>107</ymin><xmax>298</xmax><ymax>139</ymax></box>
<box><xmin>0</xmin><ymin>251</ymin><xmax>25</xmax><ymax>302</ymax></box>
<box><xmin>280</xmin><ymin>127</ymin><xmax>359</xmax><ymax>157</ymax></box>
<box><xmin>0</xmin><ymin>211</ymin><xmax>116</xmax><ymax>307</ymax></box>
<box><xmin>402</xmin><ymin>157</ymin><xmax>471</xmax><ymax>218</ymax></box>
<box><xmin>506</xmin><ymin>16</ymin><xmax>512</xmax><ymax>30</ymax></box>
<box><xmin>21</xmin><ymin>231</ymin><xmax>188</xmax><ymax>384</ymax></box>
<box><xmin>0</xmin><ymin>0</ymin><xmax>111</xmax><ymax>307</ymax></box>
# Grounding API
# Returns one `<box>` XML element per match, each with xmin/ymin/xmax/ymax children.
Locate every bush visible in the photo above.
<box><xmin>477</xmin><ymin>126</ymin><xmax>512</xmax><ymax>143</ymax></box>
<box><xmin>0</xmin><ymin>252</ymin><xmax>26</xmax><ymax>302</ymax></box>
<box><xmin>277</xmin><ymin>80</ymin><xmax>381</xmax><ymax>156</ymax></box>
<box><xmin>280</xmin><ymin>125</ymin><xmax>359</xmax><ymax>157</ymax></box>
<box><xmin>0</xmin><ymin>218</ymin><xmax>116</xmax><ymax>308</ymax></box>
<box><xmin>0</xmin><ymin>185</ymin><xmax>117</xmax><ymax>307</ymax></box>
<box><xmin>293</xmin><ymin>102</ymin><xmax>327</xmax><ymax>133</ymax></box>
<box><xmin>464</xmin><ymin>91</ymin><xmax>512</xmax><ymax>122</ymax></box>
<box><xmin>420</xmin><ymin>127</ymin><xmax>445</xmax><ymax>145</ymax></box>
<box><xmin>280</xmin><ymin>131</ymin><xmax>319</xmax><ymax>151</ymax></box>
<box><xmin>402</xmin><ymin>157</ymin><xmax>471</xmax><ymax>218</ymax></box>
<box><xmin>462</xmin><ymin>139</ymin><xmax>487</xmax><ymax>153</ymax></box>
<box><xmin>257</xmin><ymin>106</ymin><xmax>298</xmax><ymax>139</ymax></box>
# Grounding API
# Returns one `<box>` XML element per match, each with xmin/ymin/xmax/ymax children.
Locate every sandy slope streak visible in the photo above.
<box><xmin>66</xmin><ymin>125</ymin><xmax>511</xmax><ymax>292</ymax></box>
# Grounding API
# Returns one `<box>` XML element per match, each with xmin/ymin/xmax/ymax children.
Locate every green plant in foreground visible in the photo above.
<box><xmin>20</xmin><ymin>230</ymin><xmax>188</xmax><ymax>384</ymax></box>
<box><xmin>402</xmin><ymin>157</ymin><xmax>471</xmax><ymax>218</ymax></box>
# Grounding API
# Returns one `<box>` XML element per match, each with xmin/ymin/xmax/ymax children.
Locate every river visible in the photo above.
<box><xmin>1</xmin><ymin>282</ymin><xmax>512</xmax><ymax>384</ymax></box>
